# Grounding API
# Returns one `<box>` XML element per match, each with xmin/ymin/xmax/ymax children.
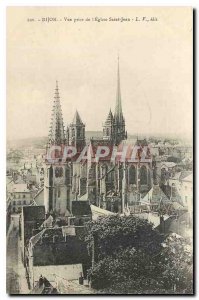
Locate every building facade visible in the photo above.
<box><xmin>44</xmin><ymin>60</ymin><xmax>153</xmax><ymax>216</ymax></box>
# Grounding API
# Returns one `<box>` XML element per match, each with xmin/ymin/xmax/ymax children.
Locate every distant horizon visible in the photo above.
<box><xmin>7</xmin><ymin>130</ymin><xmax>192</xmax><ymax>143</ymax></box>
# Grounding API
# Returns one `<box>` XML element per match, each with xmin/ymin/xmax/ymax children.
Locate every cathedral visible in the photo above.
<box><xmin>44</xmin><ymin>59</ymin><xmax>153</xmax><ymax>216</ymax></box>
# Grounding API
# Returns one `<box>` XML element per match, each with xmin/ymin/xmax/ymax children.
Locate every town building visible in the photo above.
<box><xmin>26</xmin><ymin>226</ymin><xmax>90</xmax><ymax>289</ymax></box>
<box><xmin>10</xmin><ymin>183</ymin><xmax>34</xmax><ymax>213</ymax></box>
<box><xmin>21</xmin><ymin>206</ymin><xmax>46</xmax><ymax>262</ymax></box>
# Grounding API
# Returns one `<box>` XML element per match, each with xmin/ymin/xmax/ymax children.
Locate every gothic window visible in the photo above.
<box><xmin>129</xmin><ymin>165</ymin><xmax>136</xmax><ymax>184</ymax></box>
<box><xmin>65</xmin><ymin>166</ymin><xmax>70</xmax><ymax>185</ymax></box>
<box><xmin>107</xmin><ymin>170</ymin><xmax>112</xmax><ymax>182</ymax></box>
<box><xmin>140</xmin><ymin>165</ymin><xmax>147</xmax><ymax>185</ymax></box>
<box><xmin>55</xmin><ymin>167</ymin><xmax>63</xmax><ymax>178</ymax></box>
<box><xmin>106</xmin><ymin>128</ymin><xmax>110</xmax><ymax>136</ymax></box>
<box><xmin>118</xmin><ymin>165</ymin><xmax>123</xmax><ymax>190</ymax></box>
<box><xmin>48</xmin><ymin>166</ymin><xmax>54</xmax><ymax>177</ymax></box>
<box><xmin>102</xmin><ymin>164</ymin><xmax>108</xmax><ymax>176</ymax></box>
<box><xmin>58</xmin><ymin>189</ymin><xmax>61</xmax><ymax>198</ymax></box>
<box><xmin>72</xmin><ymin>128</ymin><xmax>75</xmax><ymax>137</ymax></box>
<box><xmin>77</xmin><ymin>128</ymin><xmax>81</xmax><ymax>137</ymax></box>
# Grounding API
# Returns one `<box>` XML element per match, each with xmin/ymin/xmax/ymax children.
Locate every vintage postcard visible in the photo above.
<box><xmin>6</xmin><ymin>7</ymin><xmax>193</xmax><ymax>294</ymax></box>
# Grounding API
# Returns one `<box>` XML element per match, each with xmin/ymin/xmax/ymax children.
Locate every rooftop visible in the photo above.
<box><xmin>72</xmin><ymin>201</ymin><xmax>92</xmax><ymax>216</ymax></box>
<box><xmin>161</xmin><ymin>162</ymin><xmax>176</xmax><ymax>168</ymax></box>
<box><xmin>12</xmin><ymin>183</ymin><xmax>30</xmax><ymax>193</ymax></box>
<box><xmin>22</xmin><ymin>205</ymin><xmax>45</xmax><ymax>221</ymax></box>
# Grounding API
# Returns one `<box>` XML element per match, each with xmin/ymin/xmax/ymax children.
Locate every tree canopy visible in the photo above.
<box><xmin>83</xmin><ymin>215</ymin><xmax>193</xmax><ymax>294</ymax></box>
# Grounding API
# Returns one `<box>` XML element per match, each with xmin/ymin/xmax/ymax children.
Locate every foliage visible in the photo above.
<box><xmin>83</xmin><ymin>215</ymin><xmax>193</xmax><ymax>294</ymax></box>
<box><xmin>84</xmin><ymin>215</ymin><xmax>163</xmax><ymax>260</ymax></box>
<box><xmin>89</xmin><ymin>247</ymin><xmax>165</xmax><ymax>291</ymax></box>
<box><xmin>160</xmin><ymin>235</ymin><xmax>193</xmax><ymax>293</ymax></box>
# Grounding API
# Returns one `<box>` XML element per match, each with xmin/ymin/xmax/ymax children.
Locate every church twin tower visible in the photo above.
<box><xmin>48</xmin><ymin>58</ymin><xmax>126</xmax><ymax>150</ymax></box>
<box><xmin>44</xmin><ymin>58</ymin><xmax>127</xmax><ymax>215</ymax></box>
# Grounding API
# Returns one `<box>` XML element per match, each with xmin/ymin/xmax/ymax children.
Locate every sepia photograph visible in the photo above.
<box><xmin>6</xmin><ymin>6</ymin><xmax>193</xmax><ymax>294</ymax></box>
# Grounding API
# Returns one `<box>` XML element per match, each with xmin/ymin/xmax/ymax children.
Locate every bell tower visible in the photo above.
<box><xmin>68</xmin><ymin>110</ymin><xmax>85</xmax><ymax>152</ymax></box>
<box><xmin>44</xmin><ymin>81</ymin><xmax>71</xmax><ymax>216</ymax></box>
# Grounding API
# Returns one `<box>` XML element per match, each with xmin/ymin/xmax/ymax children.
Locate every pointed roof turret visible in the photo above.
<box><xmin>72</xmin><ymin>110</ymin><xmax>84</xmax><ymax>125</ymax></box>
<box><xmin>104</xmin><ymin>109</ymin><xmax>113</xmax><ymax>125</ymax></box>
<box><xmin>114</xmin><ymin>56</ymin><xmax>124</xmax><ymax>123</ymax></box>
<box><xmin>48</xmin><ymin>81</ymin><xmax>66</xmax><ymax>145</ymax></box>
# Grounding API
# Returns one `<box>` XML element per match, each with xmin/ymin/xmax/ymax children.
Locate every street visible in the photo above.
<box><xmin>6</xmin><ymin>215</ymin><xmax>29</xmax><ymax>294</ymax></box>
<box><xmin>6</xmin><ymin>222</ymin><xmax>20</xmax><ymax>294</ymax></box>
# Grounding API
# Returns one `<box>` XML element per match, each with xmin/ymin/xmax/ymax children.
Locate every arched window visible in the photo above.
<box><xmin>77</xmin><ymin>127</ymin><xmax>81</xmax><ymax>137</ymax></box>
<box><xmin>140</xmin><ymin>165</ymin><xmax>147</xmax><ymax>185</ymax></box>
<box><xmin>129</xmin><ymin>165</ymin><xmax>136</xmax><ymax>184</ymax></box>
<box><xmin>107</xmin><ymin>170</ymin><xmax>113</xmax><ymax>182</ymax></box>
<box><xmin>106</xmin><ymin>128</ymin><xmax>110</xmax><ymax>136</ymax></box>
<box><xmin>101</xmin><ymin>164</ymin><xmax>108</xmax><ymax>179</ymax></box>
<box><xmin>65</xmin><ymin>166</ymin><xmax>70</xmax><ymax>185</ymax></box>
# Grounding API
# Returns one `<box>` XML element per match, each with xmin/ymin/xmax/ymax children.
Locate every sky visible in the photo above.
<box><xmin>7</xmin><ymin>7</ymin><xmax>192</xmax><ymax>141</ymax></box>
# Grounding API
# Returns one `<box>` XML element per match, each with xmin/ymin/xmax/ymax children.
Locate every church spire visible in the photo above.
<box><xmin>114</xmin><ymin>56</ymin><xmax>124</xmax><ymax>122</ymax></box>
<box><xmin>72</xmin><ymin>110</ymin><xmax>84</xmax><ymax>125</ymax></box>
<box><xmin>113</xmin><ymin>57</ymin><xmax>127</xmax><ymax>145</ymax></box>
<box><xmin>105</xmin><ymin>109</ymin><xmax>113</xmax><ymax>125</ymax></box>
<box><xmin>103</xmin><ymin>109</ymin><xmax>114</xmax><ymax>141</ymax></box>
<box><xmin>48</xmin><ymin>81</ymin><xmax>66</xmax><ymax>145</ymax></box>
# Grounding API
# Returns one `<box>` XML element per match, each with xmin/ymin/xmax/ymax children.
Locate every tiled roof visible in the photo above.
<box><xmin>151</xmin><ymin>185</ymin><xmax>170</xmax><ymax>203</ymax></box>
<box><xmin>161</xmin><ymin>184</ymin><xmax>183</xmax><ymax>205</ymax></box>
<box><xmin>22</xmin><ymin>205</ymin><xmax>45</xmax><ymax>221</ymax></box>
<box><xmin>30</xmin><ymin>229</ymin><xmax>45</xmax><ymax>247</ymax></box>
<box><xmin>12</xmin><ymin>183</ymin><xmax>30</xmax><ymax>193</ymax></box>
<box><xmin>30</xmin><ymin>227</ymin><xmax>64</xmax><ymax>246</ymax></box>
<box><xmin>72</xmin><ymin>201</ymin><xmax>91</xmax><ymax>216</ymax></box>
<box><xmin>179</xmin><ymin>171</ymin><xmax>193</xmax><ymax>180</ymax></box>
<box><xmin>34</xmin><ymin>187</ymin><xmax>44</xmax><ymax>199</ymax></box>
<box><xmin>161</xmin><ymin>162</ymin><xmax>176</xmax><ymax>168</ymax></box>
<box><xmin>182</xmin><ymin>174</ymin><xmax>192</xmax><ymax>182</ymax></box>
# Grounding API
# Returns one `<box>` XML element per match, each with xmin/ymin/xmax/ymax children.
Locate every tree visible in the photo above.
<box><xmin>88</xmin><ymin>247</ymin><xmax>165</xmax><ymax>291</ymax></box>
<box><xmin>84</xmin><ymin>215</ymin><xmax>163</xmax><ymax>260</ymax></box>
<box><xmin>83</xmin><ymin>215</ymin><xmax>193</xmax><ymax>294</ymax></box>
<box><xmin>160</xmin><ymin>234</ymin><xmax>193</xmax><ymax>293</ymax></box>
